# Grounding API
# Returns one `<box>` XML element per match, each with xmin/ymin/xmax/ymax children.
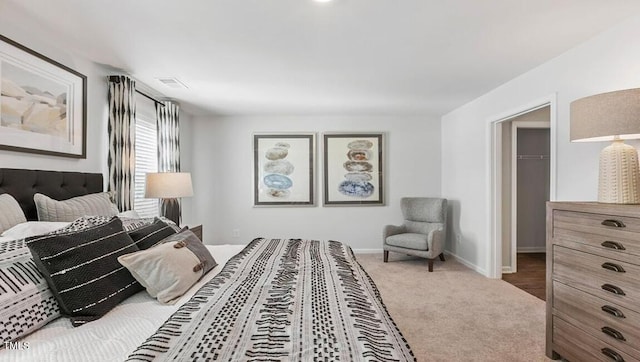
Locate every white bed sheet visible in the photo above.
<box><xmin>1</xmin><ymin>244</ymin><xmax>246</xmax><ymax>362</ymax></box>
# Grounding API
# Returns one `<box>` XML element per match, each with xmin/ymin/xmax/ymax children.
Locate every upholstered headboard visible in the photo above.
<box><xmin>0</xmin><ymin>168</ymin><xmax>103</xmax><ymax>221</ymax></box>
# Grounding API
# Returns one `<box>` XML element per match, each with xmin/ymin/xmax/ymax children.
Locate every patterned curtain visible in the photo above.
<box><xmin>156</xmin><ymin>101</ymin><xmax>182</xmax><ymax>223</ymax></box>
<box><xmin>156</xmin><ymin>101</ymin><xmax>180</xmax><ymax>172</ymax></box>
<box><xmin>107</xmin><ymin>75</ymin><xmax>136</xmax><ymax>211</ymax></box>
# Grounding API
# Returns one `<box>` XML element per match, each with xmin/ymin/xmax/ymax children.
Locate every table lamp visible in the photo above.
<box><xmin>570</xmin><ymin>88</ymin><xmax>640</xmax><ymax>204</ymax></box>
<box><xmin>145</xmin><ymin>172</ymin><xmax>193</xmax><ymax>224</ymax></box>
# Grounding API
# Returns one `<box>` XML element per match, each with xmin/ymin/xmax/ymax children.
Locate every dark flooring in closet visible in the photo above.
<box><xmin>502</xmin><ymin>253</ymin><xmax>546</xmax><ymax>301</ymax></box>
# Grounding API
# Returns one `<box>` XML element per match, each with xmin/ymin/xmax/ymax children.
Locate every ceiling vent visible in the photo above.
<box><xmin>155</xmin><ymin>77</ymin><xmax>189</xmax><ymax>89</ymax></box>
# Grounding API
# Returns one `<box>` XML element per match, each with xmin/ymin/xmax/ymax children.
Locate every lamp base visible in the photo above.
<box><xmin>160</xmin><ymin>198</ymin><xmax>181</xmax><ymax>225</ymax></box>
<box><xmin>598</xmin><ymin>140</ymin><xmax>640</xmax><ymax>204</ymax></box>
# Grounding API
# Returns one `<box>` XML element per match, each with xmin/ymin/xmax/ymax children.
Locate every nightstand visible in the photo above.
<box><xmin>189</xmin><ymin>225</ymin><xmax>203</xmax><ymax>241</ymax></box>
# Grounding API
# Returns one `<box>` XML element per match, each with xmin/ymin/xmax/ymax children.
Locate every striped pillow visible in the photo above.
<box><xmin>0</xmin><ymin>238</ymin><xmax>60</xmax><ymax>345</ymax></box>
<box><xmin>26</xmin><ymin>217</ymin><xmax>143</xmax><ymax>326</ymax></box>
<box><xmin>34</xmin><ymin>192</ymin><xmax>119</xmax><ymax>222</ymax></box>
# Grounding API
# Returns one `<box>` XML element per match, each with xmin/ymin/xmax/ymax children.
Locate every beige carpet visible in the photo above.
<box><xmin>355</xmin><ymin>253</ymin><xmax>551</xmax><ymax>362</ymax></box>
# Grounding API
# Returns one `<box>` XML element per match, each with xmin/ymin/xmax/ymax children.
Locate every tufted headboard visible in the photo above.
<box><xmin>0</xmin><ymin>168</ymin><xmax>104</xmax><ymax>221</ymax></box>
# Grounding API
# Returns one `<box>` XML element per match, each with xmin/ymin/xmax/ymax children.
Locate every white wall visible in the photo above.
<box><xmin>179</xmin><ymin>112</ymin><xmax>195</xmax><ymax>222</ymax></box>
<box><xmin>185</xmin><ymin>116</ymin><xmax>441</xmax><ymax>250</ymax></box>
<box><xmin>0</xmin><ymin>2</ymin><xmax>197</xmax><ymax>196</ymax></box>
<box><xmin>0</xmin><ymin>2</ymin><xmax>110</xmax><ymax>180</ymax></box>
<box><xmin>441</xmin><ymin>14</ymin><xmax>640</xmax><ymax>276</ymax></box>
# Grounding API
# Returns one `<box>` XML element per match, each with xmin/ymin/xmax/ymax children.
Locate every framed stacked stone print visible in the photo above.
<box><xmin>323</xmin><ymin>133</ymin><xmax>384</xmax><ymax>206</ymax></box>
<box><xmin>253</xmin><ymin>133</ymin><xmax>316</xmax><ymax>206</ymax></box>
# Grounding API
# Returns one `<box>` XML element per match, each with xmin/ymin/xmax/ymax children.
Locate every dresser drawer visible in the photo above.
<box><xmin>554</xmin><ymin>281</ymin><xmax>640</xmax><ymax>359</ymax></box>
<box><xmin>553</xmin><ymin>246</ymin><xmax>640</xmax><ymax>313</ymax></box>
<box><xmin>554</xmin><ymin>316</ymin><xmax>640</xmax><ymax>362</ymax></box>
<box><xmin>553</xmin><ymin>211</ymin><xmax>640</xmax><ymax>258</ymax></box>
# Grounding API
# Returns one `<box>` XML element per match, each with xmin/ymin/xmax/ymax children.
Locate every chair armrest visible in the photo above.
<box><xmin>383</xmin><ymin>224</ymin><xmax>405</xmax><ymax>240</ymax></box>
<box><xmin>427</xmin><ymin>229</ymin><xmax>445</xmax><ymax>257</ymax></box>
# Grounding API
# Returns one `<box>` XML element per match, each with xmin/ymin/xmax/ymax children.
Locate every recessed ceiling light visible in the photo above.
<box><xmin>314</xmin><ymin>0</ymin><xmax>333</xmax><ymax>3</ymax></box>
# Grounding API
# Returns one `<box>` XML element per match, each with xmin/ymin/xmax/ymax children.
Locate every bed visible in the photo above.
<box><xmin>0</xmin><ymin>168</ymin><xmax>415</xmax><ymax>361</ymax></box>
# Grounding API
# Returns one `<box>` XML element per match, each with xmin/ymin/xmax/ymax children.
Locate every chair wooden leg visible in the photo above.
<box><xmin>428</xmin><ymin>259</ymin><xmax>434</xmax><ymax>272</ymax></box>
<box><xmin>439</xmin><ymin>253</ymin><xmax>445</xmax><ymax>261</ymax></box>
<box><xmin>383</xmin><ymin>250</ymin><xmax>389</xmax><ymax>262</ymax></box>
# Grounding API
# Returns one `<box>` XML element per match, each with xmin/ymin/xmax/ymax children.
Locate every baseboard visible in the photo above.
<box><xmin>517</xmin><ymin>247</ymin><xmax>546</xmax><ymax>253</ymax></box>
<box><xmin>354</xmin><ymin>249</ymin><xmax>489</xmax><ymax>276</ymax></box>
<box><xmin>444</xmin><ymin>251</ymin><xmax>487</xmax><ymax>276</ymax></box>
<box><xmin>502</xmin><ymin>266</ymin><xmax>514</xmax><ymax>274</ymax></box>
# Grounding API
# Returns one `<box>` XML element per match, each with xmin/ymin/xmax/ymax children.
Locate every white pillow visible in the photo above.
<box><xmin>118</xmin><ymin>230</ymin><xmax>217</xmax><ymax>304</ymax></box>
<box><xmin>0</xmin><ymin>194</ymin><xmax>27</xmax><ymax>234</ymax></box>
<box><xmin>34</xmin><ymin>192</ymin><xmax>119</xmax><ymax>222</ymax></box>
<box><xmin>1</xmin><ymin>221</ymin><xmax>70</xmax><ymax>239</ymax></box>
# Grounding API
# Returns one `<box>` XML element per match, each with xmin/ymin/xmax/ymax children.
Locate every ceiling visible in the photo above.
<box><xmin>8</xmin><ymin>0</ymin><xmax>640</xmax><ymax>117</ymax></box>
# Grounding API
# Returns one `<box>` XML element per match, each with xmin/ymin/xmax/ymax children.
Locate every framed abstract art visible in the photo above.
<box><xmin>0</xmin><ymin>35</ymin><xmax>87</xmax><ymax>158</ymax></box>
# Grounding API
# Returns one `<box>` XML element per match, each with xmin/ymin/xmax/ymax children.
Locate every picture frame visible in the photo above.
<box><xmin>0</xmin><ymin>35</ymin><xmax>87</xmax><ymax>158</ymax></box>
<box><xmin>323</xmin><ymin>132</ymin><xmax>385</xmax><ymax>206</ymax></box>
<box><xmin>253</xmin><ymin>133</ymin><xmax>316</xmax><ymax>206</ymax></box>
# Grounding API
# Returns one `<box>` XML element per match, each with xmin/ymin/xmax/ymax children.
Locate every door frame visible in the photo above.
<box><xmin>486</xmin><ymin>94</ymin><xmax>557</xmax><ymax>279</ymax></box>
<box><xmin>509</xmin><ymin>121</ymin><xmax>550</xmax><ymax>274</ymax></box>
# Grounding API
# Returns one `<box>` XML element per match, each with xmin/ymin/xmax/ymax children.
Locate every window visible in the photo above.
<box><xmin>134</xmin><ymin>97</ymin><xmax>158</xmax><ymax>218</ymax></box>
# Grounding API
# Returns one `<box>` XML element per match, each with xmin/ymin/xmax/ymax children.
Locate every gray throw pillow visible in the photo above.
<box><xmin>118</xmin><ymin>230</ymin><xmax>217</xmax><ymax>304</ymax></box>
<box><xmin>126</xmin><ymin>218</ymin><xmax>177</xmax><ymax>250</ymax></box>
<box><xmin>34</xmin><ymin>192</ymin><xmax>119</xmax><ymax>222</ymax></box>
<box><xmin>0</xmin><ymin>194</ymin><xmax>27</xmax><ymax>234</ymax></box>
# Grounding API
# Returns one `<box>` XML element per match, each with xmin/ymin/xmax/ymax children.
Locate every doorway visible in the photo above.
<box><xmin>487</xmin><ymin>97</ymin><xmax>556</xmax><ymax>289</ymax></box>
<box><xmin>501</xmin><ymin>116</ymin><xmax>550</xmax><ymax>300</ymax></box>
<box><xmin>506</xmin><ymin>116</ymin><xmax>550</xmax><ymax>271</ymax></box>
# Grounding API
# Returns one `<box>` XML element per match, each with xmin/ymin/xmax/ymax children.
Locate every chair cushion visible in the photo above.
<box><xmin>401</xmin><ymin>197</ymin><xmax>446</xmax><ymax>223</ymax></box>
<box><xmin>386</xmin><ymin>233</ymin><xmax>429</xmax><ymax>251</ymax></box>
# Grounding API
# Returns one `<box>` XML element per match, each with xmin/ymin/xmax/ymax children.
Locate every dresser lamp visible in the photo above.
<box><xmin>570</xmin><ymin>88</ymin><xmax>640</xmax><ymax>204</ymax></box>
<box><xmin>145</xmin><ymin>172</ymin><xmax>193</xmax><ymax>225</ymax></box>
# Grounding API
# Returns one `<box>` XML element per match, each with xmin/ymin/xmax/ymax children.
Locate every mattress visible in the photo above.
<box><xmin>1</xmin><ymin>244</ymin><xmax>246</xmax><ymax>362</ymax></box>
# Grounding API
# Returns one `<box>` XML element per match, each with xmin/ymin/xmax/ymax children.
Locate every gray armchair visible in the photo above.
<box><xmin>383</xmin><ymin>197</ymin><xmax>448</xmax><ymax>272</ymax></box>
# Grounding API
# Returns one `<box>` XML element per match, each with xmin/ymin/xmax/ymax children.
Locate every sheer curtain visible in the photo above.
<box><xmin>107</xmin><ymin>75</ymin><xmax>136</xmax><ymax>211</ymax></box>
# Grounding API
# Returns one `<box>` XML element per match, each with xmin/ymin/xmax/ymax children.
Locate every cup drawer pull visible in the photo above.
<box><xmin>602</xmin><ymin>219</ymin><xmax>626</xmax><ymax>228</ymax></box>
<box><xmin>602</xmin><ymin>305</ymin><xmax>626</xmax><ymax>318</ymax></box>
<box><xmin>601</xmin><ymin>241</ymin><xmax>626</xmax><ymax>250</ymax></box>
<box><xmin>601</xmin><ymin>347</ymin><xmax>625</xmax><ymax>362</ymax></box>
<box><xmin>601</xmin><ymin>326</ymin><xmax>626</xmax><ymax>341</ymax></box>
<box><xmin>602</xmin><ymin>284</ymin><xmax>626</xmax><ymax>296</ymax></box>
<box><xmin>602</xmin><ymin>262</ymin><xmax>626</xmax><ymax>273</ymax></box>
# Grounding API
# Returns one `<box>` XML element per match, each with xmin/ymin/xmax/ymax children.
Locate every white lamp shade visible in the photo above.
<box><xmin>570</xmin><ymin>88</ymin><xmax>640</xmax><ymax>142</ymax></box>
<box><xmin>145</xmin><ymin>172</ymin><xmax>193</xmax><ymax>198</ymax></box>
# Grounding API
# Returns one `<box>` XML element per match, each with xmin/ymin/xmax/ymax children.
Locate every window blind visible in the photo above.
<box><xmin>134</xmin><ymin>98</ymin><xmax>159</xmax><ymax>218</ymax></box>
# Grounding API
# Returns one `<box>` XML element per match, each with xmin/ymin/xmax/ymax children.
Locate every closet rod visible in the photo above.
<box><xmin>517</xmin><ymin>155</ymin><xmax>550</xmax><ymax>160</ymax></box>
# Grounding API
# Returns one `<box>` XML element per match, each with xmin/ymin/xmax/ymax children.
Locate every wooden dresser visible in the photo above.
<box><xmin>547</xmin><ymin>202</ymin><xmax>640</xmax><ymax>361</ymax></box>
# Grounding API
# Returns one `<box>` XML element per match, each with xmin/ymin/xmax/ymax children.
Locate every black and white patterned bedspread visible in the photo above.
<box><xmin>127</xmin><ymin>238</ymin><xmax>415</xmax><ymax>361</ymax></box>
